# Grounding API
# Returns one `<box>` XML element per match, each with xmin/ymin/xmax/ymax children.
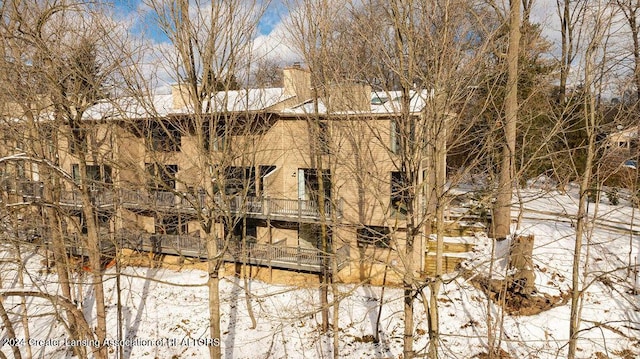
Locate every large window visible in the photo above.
<box><xmin>155</xmin><ymin>215</ymin><xmax>188</xmax><ymax>235</ymax></box>
<box><xmin>224</xmin><ymin>166</ymin><xmax>256</xmax><ymax>196</ymax></box>
<box><xmin>146</xmin><ymin>163</ymin><xmax>178</xmax><ymax>191</ymax></box>
<box><xmin>203</xmin><ymin>121</ymin><xmax>226</xmax><ymax>152</ymax></box>
<box><xmin>298</xmin><ymin>168</ymin><xmax>331</xmax><ymax>202</ymax></box>
<box><xmin>148</xmin><ymin>121</ymin><xmax>181</xmax><ymax>152</ymax></box>
<box><xmin>390</xmin><ymin>171</ymin><xmax>409</xmax><ymax>215</ymax></box>
<box><xmin>357</xmin><ymin>226</ymin><xmax>391</xmax><ymax>248</ymax></box>
<box><xmin>231</xmin><ymin>219</ymin><xmax>258</xmax><ymax>241</ymax></box>
<box><xmin>71</xmin><ymin>164</ymin><xmax>112</xmax><ymax>190</ymax></box>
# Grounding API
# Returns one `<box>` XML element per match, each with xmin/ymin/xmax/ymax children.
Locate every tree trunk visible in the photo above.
<box><xmin>207</xmin><ymin>233</ymin><xmax>222</xmax><ymax>359</ymax></box>
<box><xmin>403</xmin><ymin>279</ymin><xmax>415</xmax><ymax>359</ymax></box>
<box><xmin>568</xmin><ymin>49</ymin><xmax>598</xmax><ymax>359</ymax></box>
<box><xmin>0</xmin><ymin>277</ymin><xmax>23</xmax><ymax>359</ymax></box>
<box><xmin>76</xmin><ymin>159</ymin><xmax>108</xmax><ymax>359</ymax></box>
<box><xmin>46</xmin><ymin>173</ymin><xmax>85</xmax><ymax>358</ymax></box>
<box><xmin>492</xmin><ymin>0</ymin><xmax>521</xmax><ymax>240</ymax></box>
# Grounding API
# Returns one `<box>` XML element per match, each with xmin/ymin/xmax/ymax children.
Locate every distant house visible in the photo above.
<box><xmin>607</xmin><ymin>125</ymin><xmax>639</xmax><ymax>154</ymax></box>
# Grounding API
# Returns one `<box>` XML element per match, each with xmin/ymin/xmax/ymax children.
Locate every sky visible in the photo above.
<box><xmin>109</xmin><ymin>0</ymin><xmax>286</xmax><ymax>42</ymax></box>
<box><xmin>102</xmin><ymin>0</ymin><xmax>597</xmax><ymax>89</ymax></box>
<box><xmin>107</xmin><ymin>0</ymin><xmax>561</xmax><ymax>61</ymax></box>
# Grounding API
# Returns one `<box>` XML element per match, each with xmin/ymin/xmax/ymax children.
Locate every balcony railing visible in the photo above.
<box><xmin>117</xmin><ymin>231</ymin><xmax>350</xmax><ymax>273</ymax></box>
<box><xmin>2</xmin><ymin>180</ymin><xmax>343</xmax><ymax>221</ymax></box>
<box><xmin>60</xmin><ymin>189</ymin><xmax>115</xmax><ymax>208</ymax></box>
<box><xmin>226</xmin><ymin>195</ymin><xmax>343</xmax><ymax>220</ymax></box>
<box><xmin>119</xmin><ymin>231</ymin><xmax>208</xmax><ymax>258</ymax></box>
<box><xmin>119</xmin><ymin>189</ymin><xmax>343</xmax><ymax>220</ymax></box>
<box><xmin>222</xmin><ymin>239</ymin><xmax>350</xmax><ymax>272</ymax></box>
<box><xmin>1</xmin><ymin>179</ymin><xmax>44</xmax><ymax>201</ymax></box>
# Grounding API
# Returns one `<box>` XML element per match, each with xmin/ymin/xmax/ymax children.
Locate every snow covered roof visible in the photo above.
<box><xmin>81</xmin><ymin>87</ymin><xmax>293</xmax><ymax>121</ymax></box>
<box><xmin>283</xmin><ymin>89</ymin><xmax>432</xmax><ymax>116</ymax></box>
<box><xmin>5</xmin><ymin>86</ymin><xmax>431</xmax><ymax>123</ymax></box>
<box><xmin>208</xmin><ymin>88</ymin><xmax>292</xmax><ymax>113</ymax></box>
<box><xmin>82</xmin><ymin>94</ymin><xmax>177</xmax><ymax>120</ymax></box>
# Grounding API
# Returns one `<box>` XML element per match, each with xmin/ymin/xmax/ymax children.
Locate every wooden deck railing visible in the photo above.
<box><xmin>11</xmin><ymin>218</ymin><xmax>351</xmax><ymax>272</ymax></box>
<box><xmin>119</xmin><ymin>232</ymin><xmax>208</xmax><ymax>258</ymax></box>
<box><xmin>222</xmin><ymin>239</ymin><xmax>350</xmax><ymax>272</ymax></box>
<box><xmin>1</xmin><ymin>179</ymin><xmax>44</xmax><ymax>200</ymax></box>
<box><xmin>224</xmin><ymin>195</ymin><xmax>342</xmax><ymax>220</ymax></box>
<box><xmin>2</xmin><ymin>179</ymin><xmax>343</xmax><ymax>221</ymax></box>
<box><xmin>60</xmin><ymin>189</ymin><xmax>115</xmax><ymax>207</ymax></box>
<box><xmin>116</xmin><ymin>231</ymin><xmax>349</xmax><ymax>272</ymax></box>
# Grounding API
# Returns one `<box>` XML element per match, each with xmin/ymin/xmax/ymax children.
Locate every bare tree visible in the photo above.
<box><xmin>491</xmin><ymin>0</ymin><xmax>521</xmax><ymax>240</ymax></box>
<box><xmin>142</xmin><ymin>1</ymin><xmax>267</xmax><ymax>357</ymax></box>
<box><xmin>0</xmin><ymin>2</ymin><xmax>140</xmax><ymax>358</ymax></box>
<box><xmin>285</xmin><ymin>1</ymin><xmax>498</xmax><ymax>358</ymax></box>
<box><xmin>565</xmin><ymin>2</ymin><xmax>618</xmax><ymax>358</ymax></box>
<box><xmin>556</xmin><ymin>0</ymin><xmax>587</xmax><ymax>104</ymax></box>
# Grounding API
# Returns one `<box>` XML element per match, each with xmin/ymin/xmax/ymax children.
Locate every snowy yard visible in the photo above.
<box><xmin>1</xmin><ymin>188</ymin><xmax>639</xmax><ymax>358</ymax></box>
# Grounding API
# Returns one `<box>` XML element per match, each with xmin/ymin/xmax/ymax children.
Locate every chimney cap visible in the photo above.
<box><xmin>285</xmin><ymin>62</ymin><xmax>307</xmax><ymax>70</ymax></box>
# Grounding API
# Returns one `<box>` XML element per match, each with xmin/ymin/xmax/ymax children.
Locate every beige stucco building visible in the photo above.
<box><xmin>1</xmin><ymin>66</ymin><xmax>443</xmax><ymax>284</ymax></box>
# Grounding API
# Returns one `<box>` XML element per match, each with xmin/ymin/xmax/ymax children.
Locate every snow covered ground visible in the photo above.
<box><xmin>1</xmin><ymin>188</ymin><xmax>639</xmax><ymax>358</ymax></box>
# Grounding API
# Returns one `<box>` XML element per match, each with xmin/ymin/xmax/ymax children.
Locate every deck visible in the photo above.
<box><xmin>10</xmin><ymin>228</ymin><xmax>349</xmax><ymax>273</ymax></box>
<box><xmin>118</xmin><ymin>231</ymin><xmax>350</xmax><ymax>273</ymax></box>
<box><xmin>2</xmin><ymin>179</ymin><xmax>342</xmax><ymax>222</ymax></box>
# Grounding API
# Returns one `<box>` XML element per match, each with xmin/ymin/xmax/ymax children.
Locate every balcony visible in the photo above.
<box><xmin>60</xmin><ymin>189</ymin><xmax>116</xmax><ymax>209</ymax></box>
<box><xmin>226</xmin><ymin>196</ymin><xmax>343</xmax><ymax>222</ymax></box>
<box><xmin>10</xmin><ymin>227</ymin><xmax>116</xmax><ymax>258</ymax></box>
<box><xmin>119</xmin><ymin>231</ymin><xmax>208</xmax><ymax>258</ymax></box>
<box><xmin>119</xmin><ymin>189</ymin><xmax>343</xmax><ymax>222</ymax></box>
<box><xmin>118</xmin><ymin>231</ymin><xmax>350</xmax><ymax>273</ymax></box>
<box><xmin>1</xmin><ymin>180</ymin><xmax>343</xmax><ymax>223</ymax></box>
<box><xmin>1</xmin><ymin>179</ymin><xmax>44</xmax><ymax>202</ymax></box>
<box><xmin>223</xmin><ymin>239</ymin><xmax>350</xmax><ymax>273</ymax></box>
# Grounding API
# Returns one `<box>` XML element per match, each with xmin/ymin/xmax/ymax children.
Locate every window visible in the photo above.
<box><xmin>298</xmin><ymin>168</ymin><xmax>331</xmax><ymax>202</ymax></box>
<box><xmin>299</xmin><ymin>223</ymin><xmax>331</xmax><ymax>249</ymax></box>
<box><xmin>258</xmin><ymin>165</ymin><xmax>276</xmax><ymax>195</ymax></box>
<box><xmin>86</xmin><ymin>165</ymin><xmax>101</xmax><ymax>183</ymax></box>
<box><xmin>390</xmin><ymin>171</ymin><xmax>409</xmax><ymax>215</ymax></box>
<box><xmin>15</xmin><ymin>161</ymin><xmax>25</xmax><ymax>179</ymax></box>
<box><xmin>148</xmin><ymin>121</ymin><xmax>181</xmax><ymax>152</ymax></box>
<box><xmin>231</xmin><ymin>219</ymin><xmax>258</xmax><ymax>241</ymax></box>
<box><xmin>224</xmin><ymin>166</ymin><xmax>256</xmax><ymax>196</ymax></box>
<box><xmin>72</xmin><ymin>164</ymin><xmax>80</xmax><ymax>182</ymax></box>
<box><xmin>69</xmin><ymin>128</ymin><xmax>86</xmax><ymax>155</ymax></box>
<box><xmin>357</xmin><ymin>226</ymin><xmax>391</xmax><ymax>248</ymax></box>
<box><xmin>371</xmin><ymin>95</ymin><xmax>388</xmax><ymax>105</ymax></box>
<box><xmin>146</xmin><ymin>163</ymin><xmax>178</xmax><ymax>191</ymax></box>
<box><xmin>79</xmin><ymin>213</ymin><xmax>110</xmax><ymax>234</ymax></box>
<box><xmin>71</xmin><ymin>164</ymin><xmax>113</xmax><ymax>190</ymax></box>
<box><xmin>203</xmin><ymin>121</ymin><xmax>226</xmax><ymax>152</ymax></box>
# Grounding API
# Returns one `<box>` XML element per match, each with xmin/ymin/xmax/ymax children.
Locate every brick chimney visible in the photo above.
<box><xmin>171</xmin><ymin>83</ymin><xmax>193</xmax><ymax>110</ymax></box>
<box><xmin>283</xmin><ymin>63</ymin><xmax>312</xmax><ymax>102</ymax></box>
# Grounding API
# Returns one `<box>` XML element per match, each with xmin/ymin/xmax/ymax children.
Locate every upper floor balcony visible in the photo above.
<box><xmin>1</xmin><ymin>178</ymin><xmax>343</xmax><ymax>223</ymax></box>
<box><xmin>120</xmin><ymin>189</ymin><xmax>343</xmax><ymax>222</ymax></box>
